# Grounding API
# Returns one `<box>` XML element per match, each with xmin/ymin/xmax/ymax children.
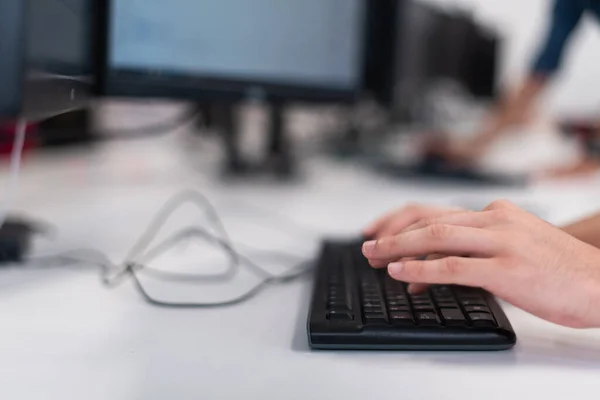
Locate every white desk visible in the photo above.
<box><xmin>2</xmin><ymin>134</ymin><xmax>600</xmax><ymax>400</ymax></box>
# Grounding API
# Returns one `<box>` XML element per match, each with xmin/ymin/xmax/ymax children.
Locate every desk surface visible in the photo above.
<box><xmin>2</xmin><ymin>134</ymin><xmax>600</xmax><ymax>400</ymax></box>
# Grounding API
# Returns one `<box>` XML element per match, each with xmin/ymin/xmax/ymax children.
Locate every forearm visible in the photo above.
<box><xmin>562</xmin><ymin>212</ymin><xmax>600</xmax><ymax>248</ymax></box>
<box><xmin>473</xmin><ymin>74</ymin><xmax>549</xmax><ymax>147</ymax></box>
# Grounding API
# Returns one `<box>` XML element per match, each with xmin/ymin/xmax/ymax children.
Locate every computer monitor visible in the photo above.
<box><xmin>100</xmin><ymin>0</ymin><xmax>368</xmax><ymax>103</ymax></box>
<box><xmin>367</xmin><ymin>0</ymin><xmax>499</xmax><ymax>122</ymax></box>
<box><xmin>0</xmin><ymin>0</ymin><xmax>99</xmax><ymax>120</ymax></box>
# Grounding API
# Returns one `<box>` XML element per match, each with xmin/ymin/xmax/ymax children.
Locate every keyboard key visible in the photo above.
<box><xmin>327</xmin><ymin>301</ymin><xmax>349</xmax><ymax>309</ymax></box>
<box><xmin>434</xmin><ymin>295</ymin><xmax>455</xmax><ymax>303</ymax></box>
<box><xmin>441</xmin><ymin>309</ymin><xmax>467</xmax><ymax>326</ymax></box>
<box><xmin>411</xmin><ymin>299</ymin><xmax>431</xmax><ymax>305</ymax></box>
<box><xmin>363</xmin><ymin>301</ymin><xmax>382</xmax><ymax>308</ymax></box>
<box><xmin>413</xmin><ymin>304</ymin><xmax>434</xmax><ymax>311</ymax></box>
<box><xmin>327</xmin><ymin>310</ymin><xmax>354</xmax><ymax>321</ymax></box>
<box><xmin>388</xmin><ymin>305</ymin><xmax>410</xmax><ymax>312</ymax></box>
<box><xmin>469</xmin><ymin>313</ymin><xmax>496</xmax><ymax>327</ymax></box>
<box><xmin>363</xmin><ymin>307</ymin><xmax>383</xmax><ymax>314</ymax></box>
<box><xmin>437</xmin><ymin>301</ymin><xmax>458</xmax><ymax>308</ymax></box>
<box><xmin>364</xmin><ymin>313</ymin><xmax>387</xmax><ymax>324</ymax></box>
<box><xmin>417</xmin><ymin>312</ymin><xmax>440</xmax><ymax>326</ymax></box>
<box><xmin>455</xmin><ymin>287</ymin><xmax>477</xmax><ymax>294</ymax></box>
<box><xmin>362</xmin><ymin>291</ymin><xmax>379</xmax><ymax>297</ymax></box>
<box><xmin>386</xmin><ymin>293</ymin><xmax>407</xmax><ymax>299</ymax></box>
<box><xmin>464</xmin><ymin>305</ymin><xmax>490</xmax><ymax>313</ymax></box>
<box><xmin>385</xmin><ymin>288</ymin><xmax>405</xmax><ymax>294</ymax></box>
<box><xmin>390</xmin><ymin>312</ymin><xmax>414</xmax><ymax>325</ymax></box>
<box><xmin>460</xmin><ymin>298</ymin><xmax>486</xmax><ymax>306</ymax></box>
<box><xmin>388</xmin><ymin>300</ymin><xmax>408</xmax><ymax>306</ymax></box>
<box><xmin>432</xmin><ymin>285</ymin><xmax>451</xmax><ymax>293</ymax></box>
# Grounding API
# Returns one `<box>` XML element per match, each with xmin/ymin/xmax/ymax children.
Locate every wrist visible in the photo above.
<box><xmin>584</xmin><ymin>263</ymin><xmax>600</xmax><ymax>328</ymax></box>
<box><xmin>561</xmin><ymin>216</ymin><xmax>600</xmax><ymax>249</ymax></box>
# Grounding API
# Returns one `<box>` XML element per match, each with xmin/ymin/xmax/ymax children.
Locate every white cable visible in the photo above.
<box><xmin>0</xmin><ymin>119</ymin><xmax>27</xmax><ymax>229</ymax></box>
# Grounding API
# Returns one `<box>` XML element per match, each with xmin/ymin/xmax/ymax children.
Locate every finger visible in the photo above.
<box><xmin>363</xmin><ymin>208</ymin><xmax>418</xmax><ymax>238</ymax></box>
<box><xmin>401</xmin><ymin>210</ymin><xmax>490</xmax><ymax>234</ymax></box>
<box><xmin>406</xmin><ymin>254</ymin><xmax>444</xmax><ymax>293</ymax></box>
<box><xmin>369</xmin><ymin>255</ymin><xmax>418</xmax><ymax>269</ymax></box>
<box><xmin>363</xmin><ymin>206</ymin><xmax>464</xmax><ymax>239</ymax></box>
<box><xmin>376</xmin><ymin>210</ymin><xmax>461</xmax><ymax>238</ymax></box>
<box><xmin>363</xmin><ymin>207</ymin><xmax>406</xmax><ymax>237</ymax></box>
<box><xmin>388</xmin><ymin>257</ymin><xmax>491</xmax><ymax>288</ymax></box>
<box><xmin>484</xmin><ymin>199</ymin><xmax>520</xmax><ymax>211</ymax></box>
<box><xmin>363</xmin><ymin>225</ymin><xmax>500</xmax><ymax>262</ymax></box>
<box><xmin>407</xmin><ymin>283</ymin><xmax>430</xmax><ymax>294</ymax></box>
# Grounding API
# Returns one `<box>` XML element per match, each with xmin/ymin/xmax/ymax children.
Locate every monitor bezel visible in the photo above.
<box><xmin>98</xmin><ymin>0</ymin><xmax>370</xmax><ymax>104</ymax></box>
<box><xmin>0</xmin><ymin>0</ymin><xmax>99</xmax><ymax>121</ymax></box>
<box><xmin>0</xmin><ymin>0</ymin><xmax>27</xmax><ymax>118</ymax></box>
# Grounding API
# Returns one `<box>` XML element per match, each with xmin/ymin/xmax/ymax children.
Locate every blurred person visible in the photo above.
<box><xmin>361</xmin><ymin>201</ymin><xmax>600</xmax><ymax>329</ymax></box>
<box><xmin>438</xmin><ymin>0</ymin><xmax>600</xmax><ymax>177</ymax></box>
<box><xmin>542</xmin><ymin>117</ymin><xmax>600</xmax><ymax>178</ymax></box>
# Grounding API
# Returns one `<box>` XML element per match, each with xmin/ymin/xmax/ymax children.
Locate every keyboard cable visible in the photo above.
<box><xmin>25</xmin><ymin>189</ymin><xmax>318</xmax><ymax>308</ymax></box>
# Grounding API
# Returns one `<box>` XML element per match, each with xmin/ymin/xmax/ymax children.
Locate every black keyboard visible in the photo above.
<box><xmin>307</xmin><ymin>240</ymin><xmax>517</xmax><ymax>350</ymax></box>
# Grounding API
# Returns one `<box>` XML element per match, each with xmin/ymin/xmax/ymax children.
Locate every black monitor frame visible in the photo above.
<box><xmin>0</xmin><ymin>0</ymin><xmax>26</xmax><ymax>118</ymax></box>
<box><xmin>0</xmin><ymin>0</ymin><xmax>100</xmax><ymax>121</ymax></box>
<box><xmin>98</xmin><ymin>0</ymin><xmax>370</xmax><ymax>104</ymax></box>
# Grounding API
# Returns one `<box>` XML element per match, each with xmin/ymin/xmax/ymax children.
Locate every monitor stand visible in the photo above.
<box><xmin>221</xmin><ymin>102</ymin><xmax>295</xmax><ymax>180</ymax></box>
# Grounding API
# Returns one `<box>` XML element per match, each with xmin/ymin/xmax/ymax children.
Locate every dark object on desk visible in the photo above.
<box><xmin>0</xmin><ymin>218</ymin><xmax>37</xmax><ymax>263</ymax></box>
<box><xmin>307</xmin><ymin>240</ymin><xmax>517</xmax><ymax>350</ymax></box>
<box><xmin>373</xmin><ymin>152</ymin><xmax>527</xmax><ymax>186</ymax></box>
<box><xmin>38</xmin><ymin>109</ymin><xmax>98</xmax><ymax>147</ymax></box>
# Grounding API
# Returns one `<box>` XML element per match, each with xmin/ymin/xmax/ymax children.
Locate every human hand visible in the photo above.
<box><xmin>363</xmin><ymin>204</ymin><xmax>465</xmax><ymax>239</ymax></box>
<box><xmin>362</xmin><ymin>200</ymin><xmax>600</xmax><ymax>329</ymax></box>
<box><xmin>363</xmin><ymin>204</ymin><xmax>466</xmax><ymax>294</ymax></box>
<box><xmin>442</xmin><ymin>139</ymin><xmax>488</xmax><ymax>164</ymax></box>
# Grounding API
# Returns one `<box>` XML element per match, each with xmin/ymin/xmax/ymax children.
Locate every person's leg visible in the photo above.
<box><xmin>591</xmin><ymin>0</ymin><xmax>600</xmax><ymax>21</ymax></box>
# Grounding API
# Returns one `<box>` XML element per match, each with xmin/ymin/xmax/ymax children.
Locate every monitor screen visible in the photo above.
<box><xmin>105</xmin><ymin>0</ymin><xmax>367</xmax><ymax>101</ymax></box>
<box><xmin>27</xmin><ymin>0</ymin><xmax>96</xmax><ymax>76</ymax></box>
<box><xmin>0</xmin><ymin>0</ymin><xmax>97</xmax><ymax>119</ymax></box>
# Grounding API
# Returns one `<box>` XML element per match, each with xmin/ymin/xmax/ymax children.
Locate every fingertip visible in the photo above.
<box><xmin>362</xmin><ymin>240</ymin><xmax>377</xmax><ymax>257</ymax></box>
<box><xmin>362</xmin><ymin>226</ymin><xmax>374</xmax><ymax>236</ymax></box>
<box><xmin>368</xmin><ymin>259</ymin><xmax>386</xmax><ymax>269</ymax></box>
<box><xmin>407</xmin><ymin>283</ymin><xmax>429</xmax><ymax>294</ymax></box>
<box><xmin>407</xmin><ymin>284</ymin><xmax>417</xmax><ymax>294</ymax></box>
<box><xmin>387</xmin><ymin>261</ymin><xmax>403</xmax><ymax>278</ymax></box>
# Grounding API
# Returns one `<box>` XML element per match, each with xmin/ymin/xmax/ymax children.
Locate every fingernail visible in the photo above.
<box><xmin>388</xmin><ymin>262</ymin><xmax>403</xmax><ymax>276</ymax></box>
<box><xmin>362</xmin><ymin>240</ymin><xmax>376</xmax><ymax>256</ymax></box>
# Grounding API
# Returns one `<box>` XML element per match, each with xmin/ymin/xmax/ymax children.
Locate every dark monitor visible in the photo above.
<box><xmin>367</xmin><ymin>0</ymin><xmax>499</xmax><ymax>121</ymax></box>
<box><xmin>425</xmin><ymin>10</ymin><xmax>499</xmax><ymax>99</ymax></box>
<box><xmin>0</xmin><ymin>0</ymin><xmax>99</xmax><ymax>120</ymax></box>
<box><xmin>101</xmin><ymin>0</ymin><xmax>368</xmax><ymax>103</ymax></box>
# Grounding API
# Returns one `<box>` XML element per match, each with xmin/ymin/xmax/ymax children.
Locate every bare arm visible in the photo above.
<box><xmin>455</xmin><ymin>0</ymin><xmax>584</xmax><ymax>154</ymax></box>
<box><xmin>563</xmin><ymin>213</ymin><xmax>600</xmax><ymax>249</ymax></box>
<box><xmin>470</xmin><ymin>75</ymin><xmax>549</xmax><ymax>148</ymax></box>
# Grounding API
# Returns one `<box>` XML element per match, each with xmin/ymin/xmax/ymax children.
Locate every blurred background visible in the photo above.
<box><xmin>1</xmin><ymin>0</ymin><xmax>600</xmax><ymax>226</ymax></box>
